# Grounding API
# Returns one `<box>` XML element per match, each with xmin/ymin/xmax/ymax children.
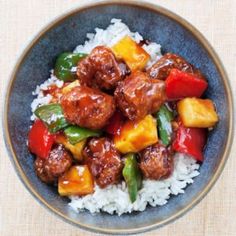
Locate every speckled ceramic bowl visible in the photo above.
<box><xmin>3</xmin><ymin>1</ymin><xmax>234</xmax><ymax>234</ymax></box>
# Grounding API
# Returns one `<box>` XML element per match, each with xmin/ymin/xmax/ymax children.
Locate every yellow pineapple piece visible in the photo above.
<box><xmin>114</xmin><ymin>115</ymin><xmax>158</xmax><ymax>153</ymax></box>
<box><xmin>58</xmin><ymin>165</ymin><xmax>94</xmax><ymax>196</ymax></box>
<box><xmin>177</xmin><ymin>98</ymin><xmax>219</xmax><ymax>128</ymax></box>
<box><xmin>55</xmin><ymin>134</ymin><xmax>86</xmax><ymax>161</ymax></box>
<box><xmin>112</xmin><ymin>36</ymin><xmax>150</xmax><ymax>71</ymax></box>
<box><xmin>62</xmin><ymin>80</ymin><xmax>80</xmax><ymax>94</ymax></box>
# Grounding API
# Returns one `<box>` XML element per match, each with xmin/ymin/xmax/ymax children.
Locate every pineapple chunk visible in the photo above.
<box><xmin>114</xmin><ymin>115</ymin><xmax>158</xmax><ymax>153</ymax></box>
<box><xmin>112</xmin><ymin>36</ymin><xmax>150</xmax><ymax>71</ymax></box>
<box><xmin>58</xmin><ymin>165</ymin><xmax>94</xmax><ymax>196</ymax></box>
<box><xmin>177</xmin><ymin>98</ymin><xmax>219</xmax><ymax>128</ymax></box>
<box><xmin>62</xmin><ymin>80</ymin><xmax>80</xmax><ymax>94</ymax></box>
<box><xmin>55</xmin><ymin>134</ymin><xmax>86</xmax><ymax>161</ymax></box>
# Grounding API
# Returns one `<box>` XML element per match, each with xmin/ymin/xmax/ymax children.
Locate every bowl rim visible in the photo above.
<box><xmin>3</xmin><ymin>0</ymin><xmax>234</xmax><ymax>234</ymax></box>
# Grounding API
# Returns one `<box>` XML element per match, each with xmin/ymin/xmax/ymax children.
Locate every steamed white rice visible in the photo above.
<box><xmin>69</xmin><ymin>153</ymin><xmax>199</xmax><ymax>215</ymax></box>
<box><xmin>30</xmin><ymin>19</ymin><xmax>200</xmax><ymax>215</ymax></box>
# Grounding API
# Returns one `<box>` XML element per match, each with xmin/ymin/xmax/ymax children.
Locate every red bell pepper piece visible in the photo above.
<box><xmin>105</xmin><ymin>111</ymin><xmax>124</xmax><ymax>135</ymax></box>
<box><xmin>172</xmin><ymin>122</ymin><xmax>207</xmax><ymax>162</ymax></box>
<box><xmin>28</xmin><ymin>119</ymin><xmax>55</xmax><ymax>159</ymax></box>
<box><xmin>166</xmin><ymin>69</ymin><xmax>208</xmax><ymax>100</ymax></box>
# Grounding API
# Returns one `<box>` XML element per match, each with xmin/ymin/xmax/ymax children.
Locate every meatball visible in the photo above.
<box><xmin>34</xmin><ymin>157</ymin><xmax>55</xmax><ymax>183</ymax></box>
<box><xmin>83</xmin><ymin>138</ymin><xmax>123</xmax><ymax>188</ymax></box>
<box><xmin>77</xmin><ymin>46</ymin><xmax>128</xmax><ymax>90</ymax></box>
<box><xmin>114</xmin><ymin>71</ymin><xmax>166</xmax><ymax>121</ymax></box>
<box><xmin>34</xmin><ymin>144</ymin><xmax>73</xmax><ymax>183</ymax></box>
<box><xmin>146</xmin><ymin>53</ymin><xmax>204</xmax><ymax>80</ymax></box>
<box><xmin>61</xmin><ymin>86</ymin><xmax>115</xmax><ymax>130</ymax></box>
<box><xmin>139</xmin><ymin>144</ymin><xmax>173</xmax><ymax>180</ymax></box>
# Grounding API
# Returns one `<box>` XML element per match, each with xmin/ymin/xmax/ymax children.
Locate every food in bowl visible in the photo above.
<box><xmin>28</xmin><ymin>19</ymin><xmax>219</xmax><ymax>215</ymax></box>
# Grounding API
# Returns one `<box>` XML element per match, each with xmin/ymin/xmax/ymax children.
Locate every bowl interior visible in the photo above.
<box><xmin>5</xmin><ymin>3</ymin><xmax>231</xmax><ymax>234</ymax></box>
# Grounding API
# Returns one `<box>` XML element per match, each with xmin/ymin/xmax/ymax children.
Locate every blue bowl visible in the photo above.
<box><xmin>3</xmin><ymin>1</ymin><xmax>234</xmax><ymax>234</ymax></box>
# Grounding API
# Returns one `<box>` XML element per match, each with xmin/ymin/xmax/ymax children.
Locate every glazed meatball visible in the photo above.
<box><xmin>139</xmin><ymin>144</ymin><xmax>173</xmax><ymax>180</ymax></box>
<box><xmin>61</xmin><ymin>86</ymin><xmax>115</xmax><ymax>130</ymax></box>
<box><xmin>34</xmin><ymin>144</ymin><xmax>73</xmax><ymax>183</ymax></box>
<box><xmin>77</xmin><ymin>46</ymin><xmax>128</xmax><ymax>90</ymax></box>
<box><xmin>114</xmin><ymin>71</ymin><xmax>166</xmax><ymax>121</ymax></box>
<box><xmin>34</xmin><ymin>157</ymin><xmax>55</xmax><ymax>183</ymax></box>
<box><xmin>83</xmin><ymin>138</ymin><xmax>123</xmax><ymax>188</ymax></box>
<box><xmin>146</xmin><ymin>53</ymin><xmax>204</xmax><ymax>80</ymax></box>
